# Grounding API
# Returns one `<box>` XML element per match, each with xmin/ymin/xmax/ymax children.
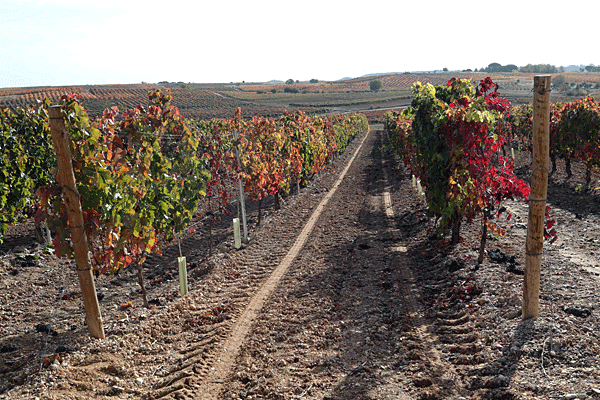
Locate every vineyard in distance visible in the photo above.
<box><xmin>4</xmin><ymin>71</ymin><xmax>600</xmax><ymax>123</ymax></box>
<box><xmin>2</xmin><ymin>71</ymin><xmax>600</xmax><ymax>400</ymax></box>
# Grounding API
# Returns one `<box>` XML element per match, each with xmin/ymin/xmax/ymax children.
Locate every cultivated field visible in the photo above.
<box><xmin>4</xmin><ymin>72</ymin><xmax>599</xmax><ymax>123</ymax></box>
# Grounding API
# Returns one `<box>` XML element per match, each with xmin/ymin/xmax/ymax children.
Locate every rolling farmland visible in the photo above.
<box><xmin>8</xmin><ymin>71</ymin><xmax>598</xmax><ymax>121</ymax></box>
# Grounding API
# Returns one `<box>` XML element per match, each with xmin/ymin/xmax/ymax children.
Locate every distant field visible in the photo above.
<box><xmin>2</xmin><ymin>72</ymin><xmax>600</xmax><ymax>119</ymax></box>
<box><xmin>0</xmin><ymin>85</ymin><xmax>292</xmax><ymax>120</ymax></box>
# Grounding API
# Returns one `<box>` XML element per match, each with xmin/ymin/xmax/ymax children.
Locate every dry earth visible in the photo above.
<box><xmin>1</xmin><ymin>126</ymin><xmax>600</xmax><ymax>400</ymax></box>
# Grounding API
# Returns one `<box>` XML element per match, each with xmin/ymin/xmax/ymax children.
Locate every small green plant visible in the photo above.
<box><xmin>15</xmin><ymin>253</ymin><xmax>38</xmax><ymax>261</ymax></box>
<box><xmin>43</xmin><ymin>243</ymin><xmax>55</xmax><ymax>255</ymax></box>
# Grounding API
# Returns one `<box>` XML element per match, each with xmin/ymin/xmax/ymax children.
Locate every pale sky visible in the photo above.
<box><xmin>1</xmin><ymin>0</ymin><xmax>596</xmax><ymax>88</ymax></box>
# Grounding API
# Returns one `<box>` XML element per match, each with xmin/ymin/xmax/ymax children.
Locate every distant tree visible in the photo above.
<box><xmin>479</xmin><ymin>62</ymin><xmax>517</xmax><ymax>73</ymax></box>
<box><xmin>443</xmin><ymin>67</ymin><xmax>448</xmax><ymax>72</ymax></box>
<box><xmin>486</xmin><ymin>62</ymin><xmax>503</xmax><ymax>72</ymax></box>
<box><xmin>369</xmin><ymin>79</ymin><xmax>383</xmax><ymax>91</ymax></box>
<box><xmin>519</xmin><ymin>64</ymin><xmax>532</xmax><ymax>72</ymax></box>
<box><xmin>286</xmin><ymin>79</ymin><xmax>295</xmax><ymax>85</ymax></box>
<box><xmin>271</xmin><ymin>88</ymin><xmax>277</xmax><ymax>93</ymax></box>
<box><xmin>520</xmin><ymin>64</ymin><xmax>558</xmax><ymax>73</ymax></box>
<box><xmin>310</xmin><ymin>79</ymin><xmax>319</xmax><ymax>83</ymax></box>
<box><xmin>284</xmin><ymin>87</ymin><xmax>299</xmax><ymax>93</ymax></box>
<box><xmin>585</xmin><ymin>65</ymin><xmax>600</xmax><ymax>72</ymax></box>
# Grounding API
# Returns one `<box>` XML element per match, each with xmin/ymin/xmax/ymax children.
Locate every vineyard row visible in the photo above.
<box><xmin>382</xmin><ymin>77</ymin><xmax>600</xmax><ymax>260</ymax></box>
<box><xmin>1</xmin><ymin>90</ymin><xmax>368</xmax><ymax>289</ymax></box>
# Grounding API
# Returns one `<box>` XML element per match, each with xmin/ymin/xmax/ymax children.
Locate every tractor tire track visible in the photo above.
<box><xmin>143</xmin><ymin>131</ymin><xmax>370</xmax><ymax>400</ymax></box>
<box><xmin>188</xmin><ymin>129</ymin><xmax>371</xmax><ymax>399</ymax></box>
<box><xmin>218</xmin><ymin>129</ymin><xmax>421</xmax><ymax>400</ymax></box>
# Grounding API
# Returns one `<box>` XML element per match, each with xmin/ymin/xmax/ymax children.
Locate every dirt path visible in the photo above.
<box><xmin>3</xmin><ymin>127</ymin><xmax>600</xmax><ymax>400</ymax></box>
<box><xmin>213</xmin><ymin>129</ymin><xmax>442</xmax><ymax>400</ymax></box>
<box><xmin>190</xmin><ymin>130</ymin><xmax>371</xmax><ymax>399</ymax></box>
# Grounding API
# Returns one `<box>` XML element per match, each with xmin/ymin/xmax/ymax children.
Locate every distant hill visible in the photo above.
<box><xmin>354</xmin><ymin>65</ymin><xmax>600</xmax><ymax>78</ymax></box>
<box><xmin>359</xmin><ymin>72</ymin><xmax>401</xmax><ymax>78</ymax></box>
<box><xmin>350</xmin><ymin>70</ymin><xmax>462</xmax><ymax>80</ymax></box>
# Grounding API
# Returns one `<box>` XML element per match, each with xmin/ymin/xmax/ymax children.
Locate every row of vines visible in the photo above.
<box><xmin>384</xmin><ymin>77</ymin><xmax>562</xmax><ymax>264</ymax></box>
<box><xmin>507</xmin><ymin>97</ymin><xmax>600</xmax><ymax>188</ymax></box>
<box><xmin>0</xmin><ymin>87</ymin><xmax>290</xmax><ymax>121</ymax></box>
<box><xmin>1</xmin><ymin>90</ymin><xmax>368</xmax><ymax>305</ymax></box>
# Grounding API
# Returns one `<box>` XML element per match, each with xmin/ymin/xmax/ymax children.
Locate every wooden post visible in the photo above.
<box><xmin>523</xmin><ymin>75</ymin><xmax>551</xmax><ymax>320</ymax></box>
<box><xmin>233</xmin><ymin>130</ymin><xmax>248</xmax><ymax>243</ymax></box>
<box><xmin>48</xmin><ymin>106</ymin><xmax>105</xmax><ymax>339</ymax></box>
<box><xmin>233</xmin><ymin>218</ymin><xmax>241</xmax><ymax>249</ymax></box>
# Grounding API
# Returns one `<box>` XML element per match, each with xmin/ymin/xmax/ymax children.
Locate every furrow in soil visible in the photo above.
<box><xmin>216</xmin><ymin>129</ymin><xmax>422</xmax><ymax>400</ymax></box>
<box><xmin>181</xmin><ymin>129</ymin><xmax>372</xmax><ymax>400</ymax></box>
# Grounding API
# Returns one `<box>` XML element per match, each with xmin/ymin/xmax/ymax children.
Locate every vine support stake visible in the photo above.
<box><xmin>48</xmin><ymin>106</ymin><xmax>105</xmax><ymax>339</ymax></box>
<box><xmin>233</xmin><ymin>130</ymin><xmax>249</xmax><ymax>243</ymax></box>
<box><xmin>523</xmin><ymin>75</ymin><xmax>551</xmax><ymax>320</ymax></box>
<box><xmin>233</xmin><ymin>218</ymin><xmax>242</xmax><ymax>249</ymax></box>
<box><xmin>178</xmin><ymin>256</ymin><xmax>188</xmax><ymax>296</ymax></box>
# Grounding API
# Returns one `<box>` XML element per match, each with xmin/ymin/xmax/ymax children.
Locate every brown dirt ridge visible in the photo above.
<box><xmin>1</xmin><ymin>126</ymin><xmax>600</xmax><ymax>399</ymax></box>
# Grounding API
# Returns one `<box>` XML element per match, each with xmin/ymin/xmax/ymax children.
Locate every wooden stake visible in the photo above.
<box><xmin>233</xmin><ymin>130</ymin><xmax>248</xmax><ymax>243</ymax></box>
<box><xmin>136</xmin><ymin>262</ymin><xmax>149</xmax><ymax>308</ymax></box>
<box><xmin>209</xmin><ymin>214</ymin><xmax>213</xmax><ymax>256</ymax></box>
<box><xmin>233</xmin><ymin>218</ymin><xmax>241</xmax><ymax>249</ymax></box>
<box><xmin>523</xmin><ymin>75</ymin><xmax>551</xmax><ymax>320</ymax></box>
<box><xmin>48</xmin><ymin>106</ymin><xmax>105</xmax><ymax>339</ymax></box>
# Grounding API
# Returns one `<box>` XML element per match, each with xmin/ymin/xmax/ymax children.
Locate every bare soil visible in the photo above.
<box><xmin>1</xmin><ymin>127</ymin><xmax>600</xmax><ymax>400</ymax></box>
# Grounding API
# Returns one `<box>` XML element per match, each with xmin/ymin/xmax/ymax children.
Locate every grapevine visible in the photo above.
<box><xmin>385</xmin><ymin>77</ymin><xmax>538</xmax><ymax>260</ymax></box>
<box><xmin>27</xmin><ymin>90</ymin><xmax>366</xmax><ymax>306</ymax></box>
<box><xmin>0</xmin><ymin>102</ymin><xmax>55</xmax><ymax>244</ymax></box>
